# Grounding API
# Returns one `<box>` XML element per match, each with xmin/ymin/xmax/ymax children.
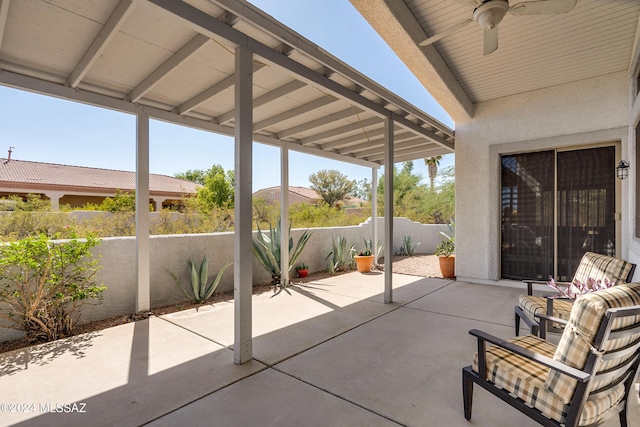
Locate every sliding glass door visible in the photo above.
<box><xmin>501</xmin><ymin>146</ymin><xmax>616</xmax><ymax>281</ymax></box>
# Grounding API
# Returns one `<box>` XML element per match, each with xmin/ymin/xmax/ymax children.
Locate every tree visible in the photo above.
<box><xmin>309</xmin><ymin>169</ymin><xmax>355</xmax><ymax>207</ymax></box>
<box><xmin>174</xmin><ymin>169</ymin><xmax>207</xmax><ymax>185</ymax></box>
<box><xmin>377</xmin><ymin>161</ymin><xmax>425</xmax><ymax>208</ymax></box>
<box><xmin>350</xmin><ymin>178</ymin><xmax>371</xmax><ymax>200</ymax></box>
<box><xmin>174</xmin><ymin>165</ymin><xmax>235</xmax><ymax>211</ymax></box>
<box><xmin>424</xmin><ymin>155</ymin><xmax>443</xmax><ymax>191</ymax></box>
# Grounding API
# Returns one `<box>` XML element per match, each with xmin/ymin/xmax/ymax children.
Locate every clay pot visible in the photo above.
<box><xmin>354</xmin><ymin>255</ymin><xmax>375</xmax><ymax>273</ymax></box>
<box><xmin>438</xmin><ymin>255</ymin><xmax>455</xmax><ymax>278</ymax></box>
<box><xmin>296</xmin><ymin>268</ymin><xmax>309</xmax><ymax>278</ymax></box>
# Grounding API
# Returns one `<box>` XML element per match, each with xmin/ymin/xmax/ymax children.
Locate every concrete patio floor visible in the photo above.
<box><xmin>0</xmin><ymin>272</ymin><xmax>638</xmax><ymax>426</ymax></box>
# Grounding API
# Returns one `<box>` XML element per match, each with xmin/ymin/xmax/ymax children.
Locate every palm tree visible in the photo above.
<box><xmin>424</xmin><ymin>156</ymin><xmax>443</xmax><ymax>191</ymax></box>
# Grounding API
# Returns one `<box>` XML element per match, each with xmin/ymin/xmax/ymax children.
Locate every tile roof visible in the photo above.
<box><xmin>0</xmin><ymin>159</ymin><xmax>199</xmax><ymax>195</ymax></box>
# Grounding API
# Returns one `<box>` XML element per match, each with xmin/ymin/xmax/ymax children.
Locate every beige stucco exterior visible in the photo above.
<box><xmin>351</xmin><ymin>0</ymin><xmax>640</xmax><ymax>285</ymax></box>
<box><xmin>455</xmin><ymin>70</ymin><xmax>632</xmax><ymax>283</ymax></box>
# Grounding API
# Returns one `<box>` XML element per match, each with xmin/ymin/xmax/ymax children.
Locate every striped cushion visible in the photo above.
<box><xmin>573</xmin><ymin>252</ymin><xmax>633</xmax><ymax>285</ymax></box>
<box><xmin>472</xmin><ymin>334</ymin><xmax>625</xmax><ymax>424</ymax></box>
<box><xmin>518</xmin><ymin>295</ymin><xmax>573</xmax><ymax>323</ymax></box>
<box><xmin>545</xmin><ymin>282</ymin><xmax>640</xmax><ymax>404</ymax></box>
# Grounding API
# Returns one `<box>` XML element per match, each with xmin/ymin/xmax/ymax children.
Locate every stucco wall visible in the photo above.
<box><xmin>455</xmin><ymin>71</ymin><xmax>631</xmax><ymax>283</ymax></box>
<box><xmin>0</xmin><ymin>218</ymin><xmax>449</xmax><ymax>343</ymax></box>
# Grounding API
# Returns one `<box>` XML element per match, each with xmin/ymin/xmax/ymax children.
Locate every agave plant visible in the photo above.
<box><xmin>167</xmin><ymin>256</ymin><xmax>231</xmax><ymax>303</ymax></box>
<box><xmin>547</xmin><ymin>277</ymin><xmax>615</xmax><ymax>300</ymax></box>
<box><xmin>398</xmin><ymin>235</ymin><xmax>420</xmax><ymax>256</ymax></box>
<box><xmin>252</xmin><ymin>218</ymin><xmax>312</xmax><ymax>287</ymax></box>
<box><xmin>326</xmin><ymin>236</ymin><xmax>356</xmax><ymax>274</ymax></box>
<box><xmin>363</xmin><ymin>238</ymin><xmax>384</xmax><ymax>263</ymax></box>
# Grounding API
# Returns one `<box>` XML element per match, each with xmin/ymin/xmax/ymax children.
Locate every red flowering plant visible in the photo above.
<box><xmin>547</xmin><ymin>277</ymin><xmax>615</xmax><ymax>300</ymax></box>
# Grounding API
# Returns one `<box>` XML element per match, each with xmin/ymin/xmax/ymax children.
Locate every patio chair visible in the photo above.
<box><xmin>515</xmin><ymin>252</ymin><xmax>635</xmax><ymax>337</ymax></box>
<box><xmin>463</xmin><ymin>282</ymin><xmax>640</xmax><ymax>427</ymax></box>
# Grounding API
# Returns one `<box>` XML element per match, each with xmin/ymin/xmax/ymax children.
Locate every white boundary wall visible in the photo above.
<box><xmin>0</xmin><ymin>218</ymin><xmax>448</xmax><ymax>342</ymax></box>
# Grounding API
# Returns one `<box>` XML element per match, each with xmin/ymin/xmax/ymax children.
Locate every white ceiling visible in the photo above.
<box><xmin>0</xmin><ymin>0</ymin><xmax>455</xmax><ymax>168</ymax></box>
<box><xmin>352</xmin><ymin>0</ymin><xmax>640</xmax><ymax>122</ymax></box>
<box><xmin>407</xmin><ymin>0</ymin><xmax>640</xmax><ymax>103</ymax></box>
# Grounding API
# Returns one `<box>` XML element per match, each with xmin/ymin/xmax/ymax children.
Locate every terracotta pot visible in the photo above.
<box><xmin>438</xmin><ymin>255</ymin><xmax>455</xmax><ymax>278</ymax></box>
<box><xmin>354</xmin><ymin>255</ymin><xmax>375</xmax><ymax>273</ymax></box>
<box><xmin>296</xmin><ymin>269</ymin><xmax>308</xmax><ymax>278</ymax></box>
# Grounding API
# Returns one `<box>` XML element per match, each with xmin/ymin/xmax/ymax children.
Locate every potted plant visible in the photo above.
<box><xmin>296</xmin><ymin>263</ymin><xmax>309</xmax><ymax>278</ymax></box>
<box><xmin>435</xmin><ymin>239</ymin><xmax>455</xmax><ymax>278</ymax></box>
<box><xmin>435</xmin><ymin>220</ymin><xmax>455</xmax><ymax>278</ymax></box>
<box><xmin>354</xmin><ymin>249</ymin><xmax>374</xmax><ymax>273</ymax></box>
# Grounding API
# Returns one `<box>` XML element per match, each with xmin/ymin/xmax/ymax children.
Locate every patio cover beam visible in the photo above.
<box><xmin>0</xmin><ymin>70</ymin><xmax>379</xmax><ymax>168</ymax></box>
<box><xmin>338</xmin><ymin>132</ymin><xmax>417</xmax><ymax>155</ymax></box>
<box><xmin>127</xmin><ymin>33</ymin><xmax>211</xmax><ymax>103</ymax></box>
<box><xmin>209</xmin><ymin>0</ymin><xmax>454</xmax><ymax>138</ymax></box>
<box><xmin>355</xmin><ymin>137</ymin><xmax>423</xmax><ymax>159</ymax></box>
<box><xmin>175</xmin><ymin>62</ymin><xmax>265</xmax><ymax>115</ymax></box>
<box><xmin>66</xmin><ymin>0</ymin><xmax>136</xmax><ymax>88</ymax></box>
<box><xmin>253</xmin><ymin>95</ymin><xmax>339</xmax><ymax>132</ymax></box>
<box><xmin>277</xmin><ymin>107</ymin><xmax>364</xmax><ymax>140</ymax></box>
<box><xmin>390</xmin><ymin>146</ymin><xmax>452</xmax><ymax>164</ymax></box>
<box><xmin>144</xmin><ymin>0</ymin><xmax>453</xmax><ymax>153</ymax></box>
<box><xmin>0</xmin><ymin>0</ymin><xmax>10</xmax><ymax>52</ymax></box>
<box><xmin>300</xmin><ymin>117</ymin><xmax>382</xmax><ymax>146</ymax></box>
<box><xmin>215</xmin><ymin>67</ymin><xmax>307</xmax><ymax>125</ymax></box>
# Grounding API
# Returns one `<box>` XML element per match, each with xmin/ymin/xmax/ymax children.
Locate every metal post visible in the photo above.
<box><xmin>372</xmin><ymin>167</ymin><xmax>378</xmax><ymax>264</ymax></box>
<box><xmin>135</xmin><ymin>114</ymin><xmax>150</xmax><ymax>312</ymax></box>
<box><xmin>280</xmin><ymin>145</ymin><xmax>290</xmax><ymax>287</ymax></box>
<box><xmin>234</xmin><ymin>45</ymin><xmax>253</xmax><ymax>364</ymax></box>
<box><xmin>383</xmin><ymin>118</ymin><xmax>393</xmax><ymax>303</ymax></box>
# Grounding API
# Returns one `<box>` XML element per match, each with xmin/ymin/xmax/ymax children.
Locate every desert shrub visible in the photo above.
<box><xmin>0</xmin><ymin>233</ymin><xmax>105</xmax><ymax>343</ymax></box>
<box><xmin>289</xmin><ymin>202</ymin><xmax>368</xmax><ymax>228</ymax></box>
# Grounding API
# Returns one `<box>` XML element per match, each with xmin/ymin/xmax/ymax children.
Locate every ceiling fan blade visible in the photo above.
<box><xmin>509</xmin><ymin>0</ymin><xmax>577</xmax><ymax>16</ymax></box>
<box><xmin>419</xmin><ymin>18</ymin><xmax>473</xmax><ymax>47</ymax></box>
<box><xmin>483</xmin><ymin>26</ymin><xmax>499</xmax><ymax>55</ymax></box>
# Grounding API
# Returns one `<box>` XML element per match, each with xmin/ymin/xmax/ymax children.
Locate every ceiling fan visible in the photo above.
<box><xmin>418</xmin><ymin>0</ymin><xmax>577</xmax><ymax>55</ymax></box>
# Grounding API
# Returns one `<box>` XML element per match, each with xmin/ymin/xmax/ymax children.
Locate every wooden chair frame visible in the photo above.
<box><xmin>464</xmin><ymin>305</ymin><xmax>640</xmax><ymax>427</ymax></box>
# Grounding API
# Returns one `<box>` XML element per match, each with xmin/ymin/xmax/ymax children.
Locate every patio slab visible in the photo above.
<box><xmin>301</xmin><ymin>272</ymin><xmax>452</xmax><ymax>305</ymax></box>
<box><xmin>161</xmin><ymin>273</ymin><xmax>444</xmax><ymax>365</ymax></box>
<box><xmin>147</xmin><ymin>368</ymin><xmax>400</xmax><ymax>427</ymax></box>
<box><xmin>406</xmin><ymin>280</ymin><xmax>527</xmax><ymax>328</ymax></box>
<box><xmin>0</xmin><ymin>317</ymin><xmax>265</xmax><ymax>427</ymax></box>
<box><xmin>276</xmin><ymin>305</ymin><xmax>541</xmax><ymax>427</ymax></box>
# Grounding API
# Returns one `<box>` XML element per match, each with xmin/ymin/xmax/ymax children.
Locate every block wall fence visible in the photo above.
<box><xmin>0</xmin><ymin>217</ymin><xmax>449</xmax><ymax>342</ymax></box>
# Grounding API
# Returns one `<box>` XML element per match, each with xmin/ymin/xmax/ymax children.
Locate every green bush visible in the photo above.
<box><xmin>0</xmin><ymin>233</ymin><xmax>105</xmax><ymax>343</ymax></box>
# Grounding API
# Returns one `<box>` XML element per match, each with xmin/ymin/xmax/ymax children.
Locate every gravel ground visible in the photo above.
<box><xmin>381</xmin><ymin>254</ymin><xmax>444</xmax><ymax>278</ymax></box>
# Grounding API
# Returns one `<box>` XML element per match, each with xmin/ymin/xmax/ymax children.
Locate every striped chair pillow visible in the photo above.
<box><xmin>544</xmin><ymin>282</ymin><xmax>640</xmax><ymax>403</ymax></box>
<box><xmin>573</xmin><ymin>252</ymin><xmax>634</xmax><ymax>285</ymax></box>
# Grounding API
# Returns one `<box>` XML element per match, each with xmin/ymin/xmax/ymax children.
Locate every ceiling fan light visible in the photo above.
<box><xmin>473</xmin><ymin>0</ymin><xmax>509</xmax><ymax>29</ymax></box>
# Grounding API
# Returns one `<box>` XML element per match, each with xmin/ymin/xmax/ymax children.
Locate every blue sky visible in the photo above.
<box><xmin>0</xmin><ymin>0</ymin><xmax>454</xmax><ymax>191</ymax></box>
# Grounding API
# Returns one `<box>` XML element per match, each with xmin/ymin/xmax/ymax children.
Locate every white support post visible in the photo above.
<box><xmin>234</xmin><ymin>45</ymin><xmax>253</xmax><ymax>365</ymax></box>
<box><xmin>371</xmin><ymin>167</ymin><xmax>378</xmax><ymax>264</ymax></box>
<box><xmin>280</xmin><ymin>145</ymin><xmax>289</xmax><ymax>287</ymax></box>
<box><xmin>383</xmin><ymin>118</ymin><xmax>393</xmax><ymax>304</ymax></box>
<box><xmin>135</xmin><ymin>114</ymin><xmax>150</xmax><ymax>312</ymax></box>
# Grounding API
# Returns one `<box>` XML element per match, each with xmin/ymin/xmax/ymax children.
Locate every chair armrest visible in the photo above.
<box><xmin>522</xmin><ymin>279</ymin><xmax>571</xmax><ymax>295</ymax></box>
<box><xmin>469</xmin><ymin>329</ymin><xmax>589</xmax><ymax>382</ymax></box>
<box><xmin>534</xmin><ymin>312</ymin><xmax>568</xmax><ymax>326</ymax></box>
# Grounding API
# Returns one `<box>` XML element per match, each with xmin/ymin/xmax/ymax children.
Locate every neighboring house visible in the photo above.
<box><xmin>253</xmin><ymin>186</ymin><xmax>321</xmax><ymax>207</ymax></box>
<box><xmin>0</xmin><ymin>158</ymin><xmax>199</xmax><ymax>211</ymax></box>
<box><xmin>353</xmin><ymin>1</ymin><xmax>640</xmax><ymax>284</ymax></box>
<box><xmin>253</xmin><ymin>185</ymin><xmax>368</xmax><ymax>209</ymax></box>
